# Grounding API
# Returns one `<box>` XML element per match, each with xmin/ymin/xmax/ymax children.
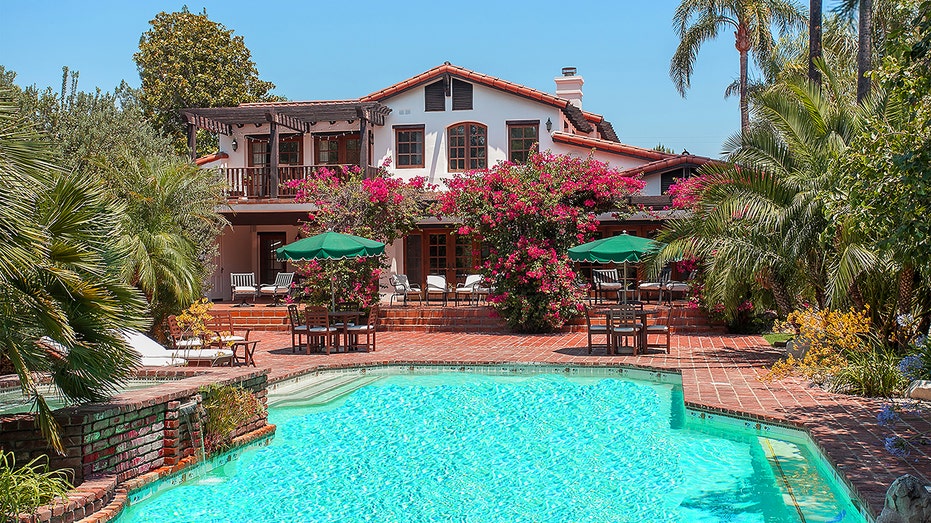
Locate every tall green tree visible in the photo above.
<box><xmin>0</xmin><ymin>88</ymin><xmax>149</xmax><ymax>452</ymax></box>
<box><xmin>655</xmin><ymin>64</ymin><xmax>862</xmax><ymax>319</ymax></box>
<box><xmin>103</xmin><ymin>157</ymin><xmax>229</xmax><ymax>329</ymax></box>
<box><xmin>844</xmin><ymin>0</ymin><xmax>931</xmax><ymax>318</ymax></box>
<box><xmin>810</xmin><ymin>0</ymin><xmax>823</xmax><ymax>86</ymax></box>
<box><xmin>134</xmin><ymin>7</ymin><xmax>276</xmax><ymax>156</ymax></box>
<box><xmin>670</xmin><ymin>0</ymin><xmax>807</xmax><ymax>135</ymax></box>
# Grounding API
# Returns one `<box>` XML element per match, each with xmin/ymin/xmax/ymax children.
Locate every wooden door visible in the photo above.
<box><xmin>259</xmin><ymin>232</ymin><xmax>287</xmax><ymax>285</ymax></box>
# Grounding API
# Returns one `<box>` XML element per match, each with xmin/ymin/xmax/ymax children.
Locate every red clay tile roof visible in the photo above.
<box><xmin>618</xmin><ymin>155</ymin><xmax>716</xmax><ymax>176</ymax></box>
<box><xmin>551</xmin><ymin>132</ymin><xmax>679</xmax><ymax>162</ymax></box>
<box><xmin>360</xmin><ymin>63</ymin><xmax>616</xmax><ymax>140</ymax></box>
<box><xmin>194</xmin><ymin>152</ymin><xmax>229</xmax><ymax>166</ymax></box>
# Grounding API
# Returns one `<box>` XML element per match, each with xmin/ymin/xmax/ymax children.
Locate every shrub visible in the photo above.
<box><xmin>767</xmin><ymin>307</ymin><xmax>872</xmax><ymax>385</ymax></box>
<box><xmin>831</xmin><ymin>339</ymin><xmax>906</xmax><ymax>397</ymax></box>
<box><xmin>200</xmin><ymin>384</ymin><xmax>265</xmax><ymax>454</ymax></box>
<box><xmin>0</xmin><ymin>452</ymin><xmax>72</xmax><ymax>520</ymax></box>
<box><xmin>439</xmin><ymin>151</ymin><xmax>644</xmax><ymax>332</ymax></box>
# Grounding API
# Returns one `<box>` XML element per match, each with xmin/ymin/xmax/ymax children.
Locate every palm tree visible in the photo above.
<box><xmin>670</xmin><ymin>0</ymin><xmax>807</xmax><ymax>135</ymax></box>
<box><xmin>0</xmin><ymin>89</ymin><xmax>149</xmax><ymax>452</ymax></box>
<box><xmin>103</xmin><ymin>157</ymin><xmax>229</xmax><ymax>330</ymax></box>
<box><xmin>810</xmin><ymin>0</ymin><xmax>823</xmax><ymax>86</ymax></box>
<box><xmin>857</xmin><ymin>0</ymin><xmax>873</xmax><ymax>102</ymax></box>
<box><xmin>654</xmin><ymin>64</ymin><xmax>863</xmax><ymax>319</ymax></box>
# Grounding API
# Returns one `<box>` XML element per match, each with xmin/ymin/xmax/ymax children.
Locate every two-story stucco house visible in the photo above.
<box><xmin>182</xmin><ymin>63</ymin><xmax>710</xmax><ymax>301</ymax></box>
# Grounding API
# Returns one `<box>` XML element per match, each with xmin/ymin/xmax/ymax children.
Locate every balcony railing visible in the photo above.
<box><xmin>221</xmin><ymin>165</ymin><xmax>377</xmax><ymax>199</ymax></box>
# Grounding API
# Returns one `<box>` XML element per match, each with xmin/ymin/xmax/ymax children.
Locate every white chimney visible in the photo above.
<box><xmin>554</xmin><ymin>66</ymin><xmax>583</xmax><ymax>108</ymax></box>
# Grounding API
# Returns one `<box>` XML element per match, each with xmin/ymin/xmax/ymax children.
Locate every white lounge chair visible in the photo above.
<box><xmin>118</xmin><ymin>329</ymin><xmax>187</xmax><ymax>367</ymax></box>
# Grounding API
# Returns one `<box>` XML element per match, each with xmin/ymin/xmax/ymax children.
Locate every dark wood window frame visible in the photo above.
<box><xmin>506</xmin><ymin>120</ymin><xmax>539</xmax><ymax>163</ymax></box>
<box><xmin>447</xmin><ymin>122</ymin><xmax>487</xmax><ymax>172</ymax></box>
<box><xmin>246</xmin><ymin>134</ymin><xmax>303</xmax><ymax>167</ymax></box>
<box><xmin>394</xmin><ymin>125</ymin><xmax>425</xmax><ymax>168</ymax></box>
<box><xmin>314</xmin><ymin>133</ymin><xmax>361</xmax><ymax>166</ymax></box>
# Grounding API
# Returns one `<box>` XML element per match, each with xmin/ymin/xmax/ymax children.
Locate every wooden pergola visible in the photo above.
<box><xmin>181</xmin><ymin>101</ymin><xmax>391</xmax><ymax>197</ymax></box>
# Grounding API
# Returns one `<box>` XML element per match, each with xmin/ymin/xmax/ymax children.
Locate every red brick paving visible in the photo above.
<box><xmin>236</xmin><ymin>329</ymin><xmax>927</xmax><ymax>518</ymax></box>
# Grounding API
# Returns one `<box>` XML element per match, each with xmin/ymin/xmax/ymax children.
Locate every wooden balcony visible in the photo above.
<box><xmin>221</xmin><ymin>165</ymin><xmax>379</xmax><ymax>199</ymax></box>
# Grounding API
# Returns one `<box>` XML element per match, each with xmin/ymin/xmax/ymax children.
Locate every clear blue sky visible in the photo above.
<box><xmin>0</xmin><ymin>1</ymin><xmax>837</xmax><ymax>158</ymax></box>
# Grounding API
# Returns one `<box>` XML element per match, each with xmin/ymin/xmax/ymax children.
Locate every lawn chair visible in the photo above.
<box><xmin>665</xmin><ymin>270</ymin><xmax>697</xmax><ymax>304</ymax></box>
<box><xmin>164</xmin><ymin>315</ymin><xmax>234</xmax><ymax>366</ymax></box>
<box><xmin>425</xmin><ymin>274</ymin><xmax>449</xmax><ymax>306</ymax></box>
<box><xmin>204</xmin><ymin>311</ymin><xmax>251</xmax><ymax>348</ymax></box>
<box><xmin>389</xmin><ymin>274</ymin><xmax>423</xmax><ymax>306</ymax></box>
<box><xmin>231</xmin><ymin>273</ymin><xmax>258</xmax><ymax>307</ymax></box>
<box><xmin>454</xmin><ymin>274</ymin><xmax>484</xmax><ymax>306</ymax></box>
<box><xmin>592</xmin><ymin>269</ymin><xmax>623</xmax><ymax>304</ymax></box>
<box><xmin>259</xmin><ymin>272</ymin><xmax>294</xmax><ymax>306</ymax></box>
<box><xmin>638</xmin><ymin>266</ymin><xmax>671</xmax><ymax>303</ymax></box>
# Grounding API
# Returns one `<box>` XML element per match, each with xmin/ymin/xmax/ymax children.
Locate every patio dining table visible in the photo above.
<box><xmin>328</xmin><ymin>310</ymin><xmax>361</xmax><ymax>351</ymax></box>
<box><xmin>603</xmin><ymin>306</ymin><xmax>660</xmax><ymax>355</ymax></box>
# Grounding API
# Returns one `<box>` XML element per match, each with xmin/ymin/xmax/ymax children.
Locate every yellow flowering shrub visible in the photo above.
<box><xmin>175</xmin><ymin>298</ymin><xmax>214</xmax><ymax>338</ymax></box>
<box><xmin>767</xmin><ymin>307</ymin><xmax>871</xmax><ymax>383</ymax></box>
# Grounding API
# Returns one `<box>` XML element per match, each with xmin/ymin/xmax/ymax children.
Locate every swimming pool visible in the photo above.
<box><xmin>114</xmin><ymin>366</ymin><xmax>866</xmax><ymax>522</ymax></box>
<box><xmin>0</xmin><ymin>378</ymin><xmax>178</xmax><ymax>415</ymax></box>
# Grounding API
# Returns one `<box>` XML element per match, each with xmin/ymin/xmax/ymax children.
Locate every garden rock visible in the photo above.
<box><xmin>905</xmin><ymin>380</ymin><xmax>931</xmax><ymax>401</ymax></box>
<box><xmin>876</xmin><ymin>474</ymin><xmax>931</xmax><ymax>523</ymax></box>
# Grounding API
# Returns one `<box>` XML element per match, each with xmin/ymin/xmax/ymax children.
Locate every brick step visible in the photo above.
<box><xmin>211</xmin><ymin>304</ymin><xmax>725</xmax><ymax>334</ymax></box>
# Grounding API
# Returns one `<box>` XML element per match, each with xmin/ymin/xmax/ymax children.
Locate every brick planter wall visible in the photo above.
<box><xmin>0</xmin><ymin>367</ymin><xmax>270</xmax><ymax>523</ymax></box>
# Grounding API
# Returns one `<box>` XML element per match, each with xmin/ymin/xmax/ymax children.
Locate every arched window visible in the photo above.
<box><xmin>447</xmin><ymin>122</ymin><xmax>487</xmax><ymax>171</ymax></box>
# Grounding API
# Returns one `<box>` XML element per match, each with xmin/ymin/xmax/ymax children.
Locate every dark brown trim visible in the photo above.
<box><xmin>505</xmin><ymin>119</ymin><xmax>540</xmax><ymax>126</ymax></box>
<box><xmin>395</xmin><ymin>125</ymin><xmax>425</xmax><ymax>169</ymax></box>
<box><xmin>392</xmin><ymin>124</ymin><xmax>427</xmax><ymax>130</ymax></box>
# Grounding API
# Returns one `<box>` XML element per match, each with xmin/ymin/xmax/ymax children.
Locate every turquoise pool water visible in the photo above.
<box><xmin>115</xmin><ymin>371</ymin><xmax>865</xmax><ymax>522</ymax></box>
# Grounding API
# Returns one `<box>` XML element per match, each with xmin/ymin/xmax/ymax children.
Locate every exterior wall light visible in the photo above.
<box><xmin>231</xmin><ymin>138</ymin><xmax>238</xmax><ymax>151</ymax></box>
<box><xmin>545</xmin><ymin>118</ymin><xmax>553</xmax><ymax>132</ymax></box>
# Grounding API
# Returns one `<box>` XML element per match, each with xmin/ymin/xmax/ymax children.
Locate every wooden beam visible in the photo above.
<box><xmin>183</xmin><ymin>112</ymin><xmax>232</xmax><ymax>135</ymax></box>
<box><xmin>265</xmin><ymin>112</ymin><xmax>309</xmax><ymax>133</ymax></box>
<box><xmin>187</xmin><ymin>122</ymin><xmax>197</xmax><ymax>161</ymax></box>
<box><xmin>268</xmin><ymin>120</ymin><xmax>279</xmax><ymax>199</ymax></box>
<box><xmin>359</xmin><ymin>116</ymin><xmax>369</xmax><ymax>177</ymax></box>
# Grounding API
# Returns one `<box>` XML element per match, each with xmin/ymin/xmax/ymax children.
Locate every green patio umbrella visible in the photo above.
<box><xmin>276</xmin><ymin>231</ymin><xmax>385</xmax><ymax>309</ymax></box>
<box><xmin>568</xmin><ymin>233</ymin><xmax>664</xmax><ymax>302</ymax></box>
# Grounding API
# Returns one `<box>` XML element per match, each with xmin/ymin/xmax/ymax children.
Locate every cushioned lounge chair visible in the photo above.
<box><xmin>231</xmin><ymin>273</ymin><xmax>258</xmax><ymax>307</ymax></box>
<box><xmin>425</xmin><ymin>274</ymin><xmax>449</xmax><ymax>306</ymax></box>
<box><xmin>259</xmin><ymin>272</ymin><xmax>294</xmax><ymax>306</ymax></box>
<box><xmin>454</xmin><ymin>274</ymin><xmax>484</xmax><ymax>306</ymax></box>
<box><xmin>389</xmin><ymin>274</ymin><xmax>423</xmax><ymax>306</ymax></box>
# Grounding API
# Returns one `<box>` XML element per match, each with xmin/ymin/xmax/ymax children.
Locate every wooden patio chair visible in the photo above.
<box><xmin>304</xmin><ymin>306</ymin><xmax>337</xmax><ymax>355</ymax></box>
<box><xmin>584</xmin><ymin>305</ymin><xmax>609</xmax><ymax>354</ymax></box>
<box><xmin>259</xmin><ymin>272</ymin><xmax>294</xmax><ymax>306</ymax></box>
<box><xmin>607</xmin><ymin>305</ymin><xmax>642</xmax><ymax>356</ymax></box>
<box><xmin>347</xmin><ymin>304</ymin><xmax>378</xmax><ymax>352</ymax></box>
<box><xmin>286</xmin><ymin>304</ymin><xmax>307</xmax><ymax>353</ymax></box>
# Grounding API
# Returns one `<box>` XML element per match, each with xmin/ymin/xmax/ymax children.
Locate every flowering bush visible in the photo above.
<box><xmin>768</xmin><ymin>307</ymin><xmax>871</xmax><ymax>384</ymax></box>
<box><xmin>439</xmin><ymin>151</ymin><xmax>644</xmax><ymax>332</ymax></box>
<box><xmin>667</xmin><ymin>174</ymin><xmax>708</xmax><ymax>210</ymax></box>
<box><xmin>175</xmin><ymin>298</ymin><xmax>214</xmax><ymax>338</ymax></box>
<box><xmin>288</xmin><ymin>165</ymin><xmax>431</xmax><ymax>308</ymax></box>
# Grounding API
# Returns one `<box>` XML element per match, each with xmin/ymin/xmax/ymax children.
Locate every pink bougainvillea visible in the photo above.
<box><xmin>288</xmin><ymin>166</ymin><xmax>432</xmax><ymax>309</ymax></box>
<box><xmin>667</xmin><ymin>174</ymin><xmax>708</xmax><ymax>211</ymax></box>
<box><xmin>439</xmin><ymin>151</ymin><xmax>644</xmax><ymax>332</ymax></box>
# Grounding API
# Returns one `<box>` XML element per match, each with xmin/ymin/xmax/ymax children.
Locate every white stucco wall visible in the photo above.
<box><xmin>374</xmin><ymin>83</ymin><xmax>565</xmax><ymax>188</ymax></box>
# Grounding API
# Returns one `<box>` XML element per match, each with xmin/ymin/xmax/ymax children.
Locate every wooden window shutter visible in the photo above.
<box><xmin>452</xmin><ymin>79</ymin><xmax>473</xmax><ymax>110</ymax></box>
<box><xmin>425</xmin><ymin>81</ymin><xmax>445</xmax><ymax>112</ymax></box>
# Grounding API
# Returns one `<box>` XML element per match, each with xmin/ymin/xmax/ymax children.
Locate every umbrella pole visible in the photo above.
<box><xmin>622</xmin><ymin>261</ymin><xmax>628</xmax><ymax>304</ymax></box>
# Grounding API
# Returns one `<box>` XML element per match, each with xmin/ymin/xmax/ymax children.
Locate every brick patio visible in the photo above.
<box><xmin>232</xmin><ymin>329</ymin><xmax>927</xmax><ymax>519</ymax></box>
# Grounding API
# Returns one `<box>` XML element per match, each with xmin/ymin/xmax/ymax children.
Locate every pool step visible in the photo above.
<box><xmin>268</xmin><ymin>374</ymin><xmax>381</xmax><ymax>408</ymax></box>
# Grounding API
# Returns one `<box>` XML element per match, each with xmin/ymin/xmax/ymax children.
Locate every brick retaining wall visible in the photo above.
<box><xmin>1</xmin><ymin>367</ymin><xmax>270</xmax><ymax>523</ymax></box>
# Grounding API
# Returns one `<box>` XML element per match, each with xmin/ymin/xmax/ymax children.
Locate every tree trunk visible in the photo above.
<box><xmin>767</xmin><ymin>275</ymin><xmax>794</xmax><ymax>318</ymax></box>
<box><xmin>735</xmin><ymin>24</ymin><xmax>752</xmax><ymax>135</ymax></box>
<box><xmin>898</xmin><ymin>265</ymin><xmax>914</xmax><ymax>315</ymax></box>
<box><xmin>857</xmin><ymin>0</ymin><xmax>873</xmax><ymax>103</ymax></box>
<box><xmin>809</xmin><ymin>0</ymin><xmax>823</xmax><ymax>87</ymax></box>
